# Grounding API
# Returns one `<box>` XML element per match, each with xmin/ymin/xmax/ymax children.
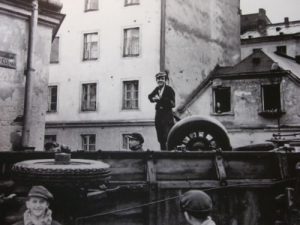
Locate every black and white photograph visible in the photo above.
<box><xmin>0</xmin><ymin>0</ymin><xmax>300</xmax><ymax>224</ymax></box>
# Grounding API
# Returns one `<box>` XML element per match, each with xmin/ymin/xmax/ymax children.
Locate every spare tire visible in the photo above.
<box><xmin>12</xmin><ymin>159</ymin><xmax>110</xmax><ymax>188</ymax></box>
<box><xmin>167</xmin><ymin>116</ymin><xmax>232</xmax><ymax>151</ymax></box>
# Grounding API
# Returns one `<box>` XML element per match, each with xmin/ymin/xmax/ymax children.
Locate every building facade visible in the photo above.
<box><xmin>46</xmin><ymin>0</ymin><xmax>240</xmax><ymax>151</ymax></box>
<box><xmin>241</xmin><ymin>9</ymin><xmax>300</xmax><ymax>60</ymax></box>
<box><xmin>0</xmin><ymin>0</ymin><xmax>64</xmax><ymax>151</ymax></box>
<box><xmin>177</xmin><ymin>49</ymin><xmax>300</xmax><ymax>147</ymax></box>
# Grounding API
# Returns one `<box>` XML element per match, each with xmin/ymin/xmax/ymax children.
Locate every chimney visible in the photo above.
<box><xmin>296</xmin><ymin>55</ymin><xmax>300</xmax><ymax>64</ymax></box>
<box><xmin>284</xmin><ymin>17</ymin><xmax>289</xmax><ymax>27</ymax></box>
<box><xmin>259</xmin><ymin>8</ymin><xmax>266</xmax><ymax>16</ymax></box>
<box><xmin>257</xmin><ymin>9</ymin><xmax>267</xmax><ymax>35</ymax></box>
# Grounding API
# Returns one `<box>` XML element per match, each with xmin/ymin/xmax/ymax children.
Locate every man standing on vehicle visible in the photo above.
<box><xmin>148</xmin><ymin>71</ymin><xmax>175</xmax><ymax>150</ymax></box>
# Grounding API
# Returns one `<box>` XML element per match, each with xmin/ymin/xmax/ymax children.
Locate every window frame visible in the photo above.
<box><xmin>44</xmin><ymin>135</ymin><xmax>57</xmax><ymax>144</ymax></box>
<box><xmin>261</xmin><ymin>83</ymin><xmax>282</xmax><ymax>112</ymax></box>
<box><xmin>124</xmin><ymin>0</ymin><xmax>140</xmax><ymax>6</ymax></box>
<box><xmin>83</xmin><ymin>32</ymin><xmax>99</xmax><ymax>61</ymax></box>
<box><xmin>81</xmin><ymin>134</ymin><xmax>96</xmax><ymax>151</ymax></box>
<box><xmin>50</xmin><ymin>36</ymin><xmax>60</xmax><ymax>64</ymax></box>
<box><xmin>123</xmin><ymin>27</ymin><xmax>140</xmax><ymax>57</ymax></box>
<box><xmin>47</xmin><ymin>85</ymin><xmax>58</xmax><ymax>113</ymax></box>
<box><xmin>84</xmin><ymin>0</ymin><xmax>99</xmax><ymax>12</ymax></box>
<box><xmin>212</xmin><ymin>86</ymin><xmax>232</xmax><ymax>115</ymax></box>
<box><xmin>81</xmin><ymin>82</ymin><xmax>97</xmax><ymax>112</ymax></box>
<box><xmin>122</xmin><ymin>80</ymin><xmax>139</xmax><ymax>110</ymax></box>
<box><xmin>121</xmin><ymin>133</ymin><xmax>131</xmax><ymax>150</ymax></box>
<box><xmin>276</xmin><ymin>45</ymin><xmax>287</xmax><ymax>55</ymax></box>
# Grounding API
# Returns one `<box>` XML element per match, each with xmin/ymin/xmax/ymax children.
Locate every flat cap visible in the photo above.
<box><xmin>180</xmin><ymin>190</ymin><xmax>212</xmax><ymax>213</ymax></box>
<box><xmin>128</xmin><ymin>133</ymin><xmax>144</xmax><ymax>144</ymax></box>
<box><xmin>28</xmin><ymin>186</ymin><xmax>53</xmax><ymax>200</ymax></box>
<box><xmin>155</xmin><ymin>71</ymin><xmax>167</xmax><ymax>78</ymax></box>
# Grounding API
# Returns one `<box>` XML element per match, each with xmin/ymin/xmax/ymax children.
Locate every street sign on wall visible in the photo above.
<box><xmin>0</xmin><ymin>51</ymin><xmax>16</xmax><ymax>69</ymax></box>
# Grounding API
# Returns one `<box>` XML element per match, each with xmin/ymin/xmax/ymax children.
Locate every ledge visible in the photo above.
<box><xmin>258</xmin><ymin>111</ymin><xmax>286</xmax><ymax>118</ymax></box>
<box><xmin>46</xmin><ymin>120</ymin><xmax>155</xmax><ymax>128</ymax></box>
<box><xmin>211</xmin><ymin>112</ymin><xmax>235</xmax><ymax>116</ymax></box>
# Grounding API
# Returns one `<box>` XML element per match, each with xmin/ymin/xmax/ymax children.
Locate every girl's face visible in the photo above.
<box><xmin>26</xmin><ymin>197</ymin><xmax>49</xmax><ymax>218</ymax></box>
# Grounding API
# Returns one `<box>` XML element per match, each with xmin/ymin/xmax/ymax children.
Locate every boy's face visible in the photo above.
<box><xmin>156</xmin><ymin>76</ymin><xmax>166</xmax><ymax>87</ymax></box>
<box><xmin>129</xmin><ymin>138</ymin><xmax>140</xmax><ymax>150</ymax></box>
<box><xmin>26</xmin><ymin>197</ymin><xmax>49</xmax><ymax>218</ymax></box>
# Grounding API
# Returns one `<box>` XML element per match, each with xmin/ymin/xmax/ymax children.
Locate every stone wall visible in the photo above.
<box><xmin>165</xmin><ymin>0</ymin><xmax>241</xmax><ymax>108</ymax></box>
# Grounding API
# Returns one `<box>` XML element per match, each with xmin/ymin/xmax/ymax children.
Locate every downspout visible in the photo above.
<box><xmin>160</xmin><ymin>0</ymin><xmax>166</xmax><ymax>71</ymax></box>
<box><xmin>22</xmin><ymin>0</ymin><xmax>39</xmax><ymax>148</ymax></box>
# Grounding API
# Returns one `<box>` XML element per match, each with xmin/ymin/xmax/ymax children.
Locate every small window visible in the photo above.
<box><xmin>44</xmin><ymin>135</ymin><xmax>56</xmax><ymax>144</ymax></box>
<box><xmin>85</xmin><ymin>0</ymin><xmax>98</xmax><ymax>11</ymax></box>
<box><xmin>261</xmin><ymin>84</ymin><xmax>281</xmax><ymax>112</ymax></box>
<box><xmin>122</xmin><ymin>80</ymin><xmax>139</xmax><ymax>110</ymax></box>
<box><xmin>125</xmin><ymin>0</ymin><xmax>139</xmax><ymax>6</ymax></box>
<box><xmin>47</xmin><ymin>85</ymin><xmax>57</xmax><ymax>112</ymax></box>
<box><xmin>213</xmin><ymin>87</ymin><xmax>231</xmax><ymax>113</ymax></box>
<box><xmin>81</xmin><ymin>134</ymin><xmax>96</xmax><ymax>151</ymax></box>
<box><xmin>83</xmin><ymin>33</ymin><xmax>98</xmax><ymax>60</ymax></box>
<box><xmin>122</xmin><ymin>134</ymin><xmax>131</xmax><ymax>150</ymax></box>
<box><xmin>81</xmin><ymin>83</ymin><xmax>97</xmax><ymax>111</ymax></box>
<box><xmin>123</xmin><ymin>28</ymin><xmax>140</xmax><ymax>57</ymax></box>
<box><xmin>50</xmin><ymin>37</ymin><xmax>59</xmax><ymax>63</ymax></box>
<box><xmin>276</xmin><ymin>46</ymin><xmax>287</xmax><ymax>54</ymax></box>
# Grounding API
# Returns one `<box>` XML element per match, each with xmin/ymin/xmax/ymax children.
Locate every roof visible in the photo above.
<box><xmin>177</xmin><ymin>49</ymin><xmax>300</xmax><ymax>114</ymax></box>
<box><xmin>241</xmin><ymin>20</ymin><xmax>300</xmax><ymax>39</ymax></box>
<box><xmin>241</xmin><ymin>9</ymin><xmax>271</xmax><ymax>34</ymax></box>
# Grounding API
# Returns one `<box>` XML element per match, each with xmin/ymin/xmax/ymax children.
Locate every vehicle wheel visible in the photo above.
<box><xmin>167</xmin><ymin>116</ymin><xmax>232</xmax><ymax>151</ymax></box>
<box><xmin>12</xmin><ymin>159</ymin><xmax>110</xmax><ymax>188</ymax></box>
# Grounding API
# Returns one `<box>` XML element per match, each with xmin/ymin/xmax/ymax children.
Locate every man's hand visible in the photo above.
<box><xmin>152</xmin><ymin>95</ymin><xmax>160</xmax><ymax>102</ymax></box>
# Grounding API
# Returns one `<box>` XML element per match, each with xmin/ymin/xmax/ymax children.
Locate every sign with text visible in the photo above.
<box><xmin>0</xmin><ymin>51</ymin><xmax>16</xmax><ymax>69</ymax></box>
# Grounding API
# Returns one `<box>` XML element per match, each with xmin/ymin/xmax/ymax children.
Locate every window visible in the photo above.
<box><xmin>85</xmin><ymin>0</ymin><xmax>98</xmax><ymax>11</ymax></box>
<box><xmin>81</xmin><ymin>83</ymin><xmax>97</xmax><ymax>111</ymax></box>
<box><xmin>47</xmin><ymin>85</ymin><xmax>57</xmax><ymax>112</ymax></box>
<box><xmin>122</xmin><ymin>134</ymin><xmax>131</xmax><ymax>150</ymax></box>
<box><xmin>125</xmin><ymin>0</ymin><xmax>139</xmax><ymax>6</ymax></box>
<box><xmin>213</xmin><ymin>87</ymin><xmax>231</xmax><ymax>113</ymax></box>
<box><xmin>81</xmin><ymin>134</ymin><xmax>96</xmax><ymax>151</ymax></box>
<box><xmin>83</xmin><ymin>33</ymin><xmax>98</xmax><ymax>60</ymax></box>
<box><xmin>123</xmin><ymin>80</ymin><xmax>139</xmax><ymax>109</ymax></box>
<box><xmin>44</xmin><ymin>135</ymin><xmax>56</xmax><ymax>144</ymax></box>
<box><xmin>276</xmin><ymin>46</ymin><xmax>287</xmax><ymax>54</ymax></box>
<box><xmin>123</xmin><ymin>28</ymin><xmax>139</xmax><ymax>57</ymax></box>
<box><xmin>261</xmin><ymin>84</ymin><xmax>281</xmax><ymax>112</ymax></box>
<box><xmin>50</xmin><ymin>37</ymin><xmax>59</xmax><ymax>63</ymax></box>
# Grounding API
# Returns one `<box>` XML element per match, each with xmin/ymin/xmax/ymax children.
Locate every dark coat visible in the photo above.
<box><xmin>148</xmin><ymin>84</ymin><xmax>175</xmax><ymax>149</ymax></box>
<box><xmin>12</xmin><ymin>220</ymin><xmax>62</xmax><ymax>225</ymax></box>
<box><xmin>148</xmin><ymin>85</ymin><xmax>175</xmax><ymax>110</ymax></box>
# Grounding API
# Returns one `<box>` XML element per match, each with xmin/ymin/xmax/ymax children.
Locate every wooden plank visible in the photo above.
<box><xmin>158</xmin><ymin>179</ymin><xmax>279</xmax><ymax>189</ymax></box>
<box><xmin>146</xmin><ymin>159</ymin><xmax>157</xmax><ymax>225</ymax></box>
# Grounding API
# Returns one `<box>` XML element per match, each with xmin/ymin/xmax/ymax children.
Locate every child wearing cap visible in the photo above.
<box><xmin>148</xmin><ymin>70</ymin><xmax>175</xmax><ymax>150</ymax></box>
<box><xmin>180</xmin><ymin>190</ymin><xmax>216</xmax><ymax>225</ymax></box>
<box><xmin>128</xmin><ymin>133</ymin><xmax>144</xmax><ymax>151</ymax></box>
<box><xmin>13</xmin><ymin>186</ymin><xmax>61</xmax><ymax>225</ymax></box>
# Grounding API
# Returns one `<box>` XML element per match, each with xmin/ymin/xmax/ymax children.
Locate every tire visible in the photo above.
<box><xmin>12</xmin><ymin>159</ymin><xmax>110</xmax><ymax>188</ymax></box>
<box><xmin>167</xmin><ymin>116</ymin><xmax>232</xmax><ymax>151</ymax></box>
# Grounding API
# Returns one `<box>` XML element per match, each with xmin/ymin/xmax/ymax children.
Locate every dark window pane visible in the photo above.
<box><xmin>262</xmin><ymin>84</ymin><xmax>281</xmax><ymax>111</ymax></box>
<box><xmin>214</xmin><ymin>87</ymin><xmax>231</xmax><ymax>113</ymax></box>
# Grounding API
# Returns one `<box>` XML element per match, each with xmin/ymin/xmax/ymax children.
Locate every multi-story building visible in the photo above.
<box><xmin>241</xmin><ymin>9</ymin><xmax>300</xmax><ymax>60</ymax></box>
<box><xmin>45</xmin><ymin>0</ymin><xmax>240</xmax><ymax>151</ymax></box>
<box><xmin>0</xmin><ymin>0</ymin><xmax>64</xmax><ymax>151</ymax></box>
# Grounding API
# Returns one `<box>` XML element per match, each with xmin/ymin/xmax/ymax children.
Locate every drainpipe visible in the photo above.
<box><xmin>22</xmin><ymin>0</ymin><xmax>39</xmax><ymax>148</ymax></box>
<box><xmin>160</xmin><ymin>0</ymin><xmax>166</xmax><ymax>72</ymax></box>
